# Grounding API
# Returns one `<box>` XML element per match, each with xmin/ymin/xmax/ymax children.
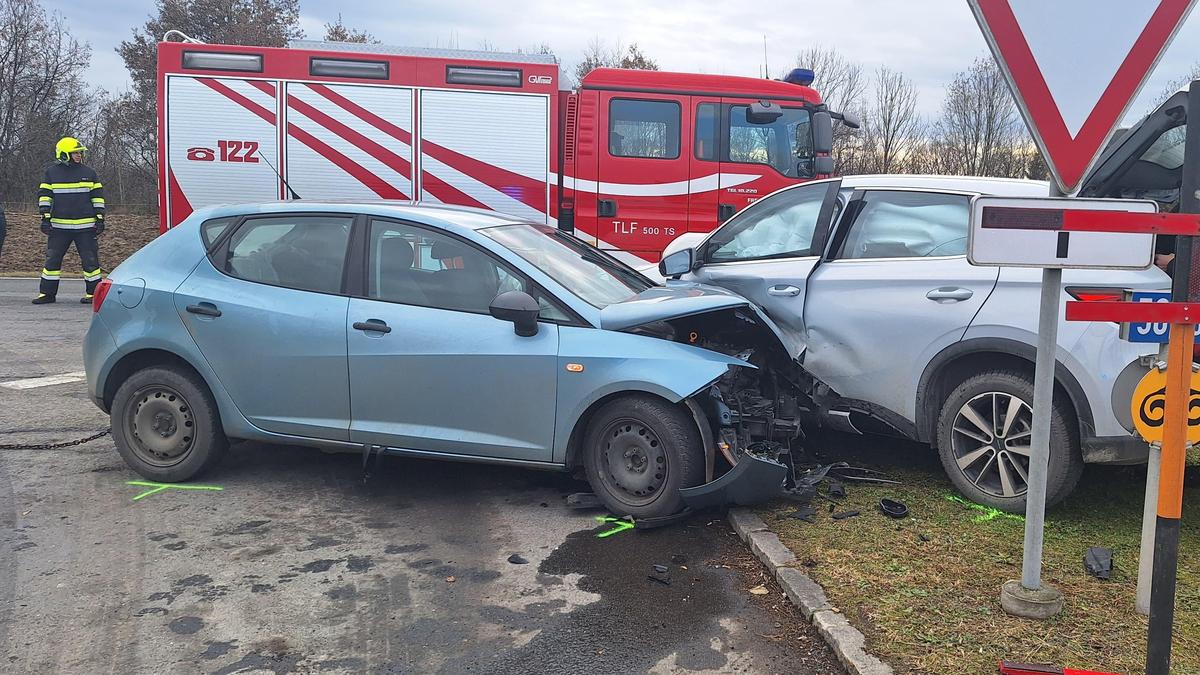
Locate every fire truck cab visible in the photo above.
<box><xmin>157</xmin><ymin>38</ymin><xmax>837</xmax><ymax>263</ymax></box>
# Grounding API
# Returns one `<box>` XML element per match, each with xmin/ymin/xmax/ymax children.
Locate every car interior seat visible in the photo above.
<box><xmin>428</xmin><ymin>240</ymin><xmax>499</xmax><ymax>313</ymax></box>
<box><xmin>377</xmin><ymin>237</ymin><xmax>429</xmax><ymax>304</ymax></box>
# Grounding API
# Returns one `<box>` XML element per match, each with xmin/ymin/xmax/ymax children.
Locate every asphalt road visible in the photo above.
<box><xmin>0</xmin><ymin>277</ymin><xmax>843</xmax><ymax>675</ymax></box>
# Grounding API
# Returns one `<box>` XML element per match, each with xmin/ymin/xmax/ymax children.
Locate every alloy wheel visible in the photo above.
<box><xmin>949</xmin><ymin>391</ymin><xmax>1034</xmax><ymax>499</ymax></box>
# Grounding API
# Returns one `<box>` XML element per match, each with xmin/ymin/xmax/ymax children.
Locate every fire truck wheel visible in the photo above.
<box><xmin>111</xmin><ymin>365</ymin><xmax>228</xmax><ymax>483</ymax></box>
<box><xmin>582</xmin><ymin>394</ymin><xmax>705</xmax><ymax>519</ymax></box>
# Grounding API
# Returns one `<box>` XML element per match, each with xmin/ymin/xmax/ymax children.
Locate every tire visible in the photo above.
<box><xmin>111</xmin><ymin>365</ymin><xmax>228</xmax><ymax>483</ymax></box>
<box><xmin>582</xmin><ymin>395</ymin><xmax>706</xmax><ymax>518</ymax></box>
<box><xmin>935</xmin><ymin>369</ymin><xmax>1083</xmax><ymax>513</ymax></box>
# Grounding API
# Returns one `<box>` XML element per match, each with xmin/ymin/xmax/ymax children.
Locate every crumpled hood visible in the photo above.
<box><xmin>600</xmin><ymin>281</ymin><xmax>803</xmax><ymax>357</ymax></box>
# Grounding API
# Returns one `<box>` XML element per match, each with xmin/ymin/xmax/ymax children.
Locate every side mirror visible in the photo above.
<box><xmin>814</xmin><ymin>156</ymin><xmax>835</xmax><ymax>175</ymax></box>
<box><xmin>838</xmin><ymin>111</ymin><xmax>862</xmax><ymax>130</ymax></box>
<box><xmin>746</xmin><ymin>100</ymin><xmax>783</xmax><ymax>124</ymax></box>
<box><xmin>812</xmin><ymin>111</ymin><xmax>833</xmax><ymax>154</ymax></box>
<box><xmin>489</xmin><ymin>291</ymin><xmax>540</xmax><ymax>337</ymax></box>
<box><xmin>658</xmin><ymin>248</ymin><xmax>694</xmax><ymax>279</ymax></box>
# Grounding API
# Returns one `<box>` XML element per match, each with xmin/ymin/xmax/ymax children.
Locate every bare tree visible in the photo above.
<box><xmin>323</xmin><ymin>14</ymin><xmax>375</xmax><ymax>44</ymax></box>
<box><xmin>0</xmin><ymin>0</ymin><xmax>95</xmax><ymax>205</ymax></box>
<box><xmin>789</xmin><ymin>46</ymin><xmax>867</xmax><ymax>173</ymax></box>
<box><xmin>573</xmin><ymin>38</ymin><xmax>658</xmax><ymax>84</ymax></box>
<box><xmin>860</xmin><ymin>66</ymin><xmax>921</xmax><ymax>173</ymax></box>
<box><xmin>1148</xmin><ymin>61</ymin><xmax>1200</xmax><ymax>112</ymax></box>
<box><xmin>928</xmin><ymin>57</ymin><xmax>1030</xmax><ymax>177</ymax></box>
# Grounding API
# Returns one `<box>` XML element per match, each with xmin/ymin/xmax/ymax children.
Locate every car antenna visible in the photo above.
<box><xmin>256</xmin><ymin>149</ymin><xmax>302</xmax><ymax>200</ymax></box>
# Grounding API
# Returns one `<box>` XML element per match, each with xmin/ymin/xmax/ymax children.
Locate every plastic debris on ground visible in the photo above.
<box><xmin>1084</xmin><ymin>547</ymin><xmax>1113</xmax><ymax>580</ymax></box>
<box><xmin>648</xmin><ymin>564</ymin><xmax>671</xmax><ymax>585</ymax></box>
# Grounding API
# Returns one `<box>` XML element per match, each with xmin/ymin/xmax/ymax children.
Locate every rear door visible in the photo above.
<box><xmin>690</xmin><ymin>179</ymin><xmax>842</xmax><ymax>356</ymax></box>
<box><xmin>175</xmin><ymin>213</ymin><xmax>354</xmax><ymax>440</ymax></box>
<box><xmin>594</xmin><ymin>92</ymin><xmax>691</xmax><ymax>261</ymax></box>
<box><xmin>801</xmin><ymin>189</ymin><xmax>1000</xmax><ymax>422</ymax></box>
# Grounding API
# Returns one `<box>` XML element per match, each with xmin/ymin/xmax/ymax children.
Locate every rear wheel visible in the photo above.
<box><xmin>582</xmin><ymin>395</ymin><xmax>705</xmax><ymax>518</ymax></box>
<box><xmin>936</xmin><ymin>370</ymin><xmax>1083</xmax><ymax>513</ymax></box>
<box><xmin>111</xmin><ymin>365</ymin><xmax>228</xmax><ymax>483</ymax></box>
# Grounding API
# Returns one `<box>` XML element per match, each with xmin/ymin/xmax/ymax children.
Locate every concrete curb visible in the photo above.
<box><xmin>728</xmin><ymin>507</ymin><xmax>894</xmax><ymax>675</ymax></box>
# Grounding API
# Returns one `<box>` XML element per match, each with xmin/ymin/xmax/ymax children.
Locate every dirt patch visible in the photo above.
<box><xmin>0</xmin><ymin>210</ymin><xmax>160</xmax><ymax>276</ymax></box>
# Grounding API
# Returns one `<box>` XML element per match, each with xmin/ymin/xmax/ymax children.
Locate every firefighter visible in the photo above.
<box><xmin>33</xmin><ymin>137</ymin><xmax>105</xmax><ymax>304</ymax></box>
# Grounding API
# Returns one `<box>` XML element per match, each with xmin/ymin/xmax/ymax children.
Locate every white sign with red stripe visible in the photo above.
<box><xmin>968</xmin><ymin>0</ymin><xmax>1197</xmax><ymax>194</ymax></box>
<box><xmin>968</xmin><ymin>196</ymin><xmax>1157</xmax><ymax>269</ymax></box>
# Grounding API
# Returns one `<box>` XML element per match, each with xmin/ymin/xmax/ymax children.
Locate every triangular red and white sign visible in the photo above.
<box><xmin>969</xmin><ymin>0</ymin><xmax>1197</xmax><ymax>194</ymax></box>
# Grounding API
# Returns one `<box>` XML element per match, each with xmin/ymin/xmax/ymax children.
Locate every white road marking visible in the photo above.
<box><xmin>0</xmin><ymin>372</ymin><xmax>87</xmax><ymax>390</ymax></box>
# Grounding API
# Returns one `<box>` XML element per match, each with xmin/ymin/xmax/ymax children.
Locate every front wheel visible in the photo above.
<box><xmin>111</xmin><ymin>365</ymin><xmax>228</xmax><ymax>483</ymax></box>
<box><xmin>582</xmin><ymin>395</ymin><xmax>706</xmax><ymax>518</ymax></box>
<box><xmin>936</xmin><ymin>369</ymin><xmax>1083</xmax><ymax>513</ymax></box>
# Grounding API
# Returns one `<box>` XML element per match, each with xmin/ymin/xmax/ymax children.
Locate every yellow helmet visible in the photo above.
<box><xmin>55</xmin><ymin>137</ymin><xmax>87</xmax><ymax>162</ymax></box>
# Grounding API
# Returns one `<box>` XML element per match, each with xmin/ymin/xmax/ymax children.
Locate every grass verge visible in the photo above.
<box><xmin>763</xmin><ymin>435</ymin><xmax>1199</xmax><ymax>675</ymax></box>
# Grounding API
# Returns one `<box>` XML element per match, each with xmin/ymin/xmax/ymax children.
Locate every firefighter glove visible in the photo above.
<box><xmin>40</xmin><ymin>216</ymin><xmax>50</xmax><ymax>235</ymax></box>
<box><xmin>95</xmin><ymin>220</ymin><xmax>105</xmax><ymax>234</ymax></box>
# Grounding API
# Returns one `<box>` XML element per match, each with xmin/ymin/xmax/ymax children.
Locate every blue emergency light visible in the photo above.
<box><xmin>784</xmin><ymin>68</ymin><xmax>815</xmax><ymax>86</ymax></box>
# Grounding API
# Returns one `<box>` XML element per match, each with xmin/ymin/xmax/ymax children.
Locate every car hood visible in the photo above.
<box><xmin>599</xmin><ymin>282</ymin><xmax>803</xmax><ymax>357</ymax></box>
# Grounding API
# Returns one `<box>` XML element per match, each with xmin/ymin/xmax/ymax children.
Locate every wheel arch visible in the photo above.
<box><xmin>915</xmin><ymin>338</ymin><xmax>1092</xmax><ymax>446</ymax></box>
<box><xmin>102</xmin><ymin>348</ymin><xmax>211</xmax><ymax>412</ymax></box>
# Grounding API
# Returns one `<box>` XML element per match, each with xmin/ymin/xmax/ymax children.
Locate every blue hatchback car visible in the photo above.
<box><xmin>84</xmin><ymin>203</ymin><xmax>800</xmax><ymax>517</ymax></box>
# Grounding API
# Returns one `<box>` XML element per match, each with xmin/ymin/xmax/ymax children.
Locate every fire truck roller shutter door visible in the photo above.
<box><xmin>283</xmin><ymin>83</ymin><xmax>415</xmax><ymax>201</ymax></box>
<box><xmin>419</xmin><ymin>90</ymin><xmax>550</xmax><ymax>222</ymax></box>
<box><xmin>165</xmin><ymin>77</ymin><xmax>281</xmax><ymax>226</ymax></box>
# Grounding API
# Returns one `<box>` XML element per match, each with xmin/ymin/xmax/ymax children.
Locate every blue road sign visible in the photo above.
<box><xmin>1122</xmin><ymin>290</ymin><xmax>1200</xmax><ymax>343</ymax></box>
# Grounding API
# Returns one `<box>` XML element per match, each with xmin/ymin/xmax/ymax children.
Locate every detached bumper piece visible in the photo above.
<box><xmin>678</xmin><ymin>451</ymin><xmax>788</xmax><ymax>510</ymax></box>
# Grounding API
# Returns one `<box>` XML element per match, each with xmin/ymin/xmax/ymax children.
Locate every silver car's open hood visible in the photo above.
<box><xmin>599</xmin><ymin>282</ymin><xmax>804</xmax><ymax>358</ymax></box>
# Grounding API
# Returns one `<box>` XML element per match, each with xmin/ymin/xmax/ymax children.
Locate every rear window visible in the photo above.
<box><xmin>201</xmin><ymin>217</ymin><xmax>235</xmax><ymax>250</ymax></box>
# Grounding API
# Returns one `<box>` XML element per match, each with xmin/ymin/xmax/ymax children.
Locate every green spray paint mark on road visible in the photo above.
<box><xmin>126</xmin><ymin>481</ymin><xmax>224</xmax><ymax>501</ymax></box>
<box><xmin>595</xmin><ymin>515</ymin><xmax>635</xmax><ymax>538</ymax></box>
<box><xmin>945</xmin><ymin>493</ymin><xmax>1025</xmax><ymax>523</ymax></box>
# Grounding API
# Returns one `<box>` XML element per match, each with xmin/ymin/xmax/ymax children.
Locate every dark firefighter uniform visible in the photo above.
<box><xmin>34</xmin><ymin>137</ymin><xmax>105</xmax><ymax>304</ymax></box>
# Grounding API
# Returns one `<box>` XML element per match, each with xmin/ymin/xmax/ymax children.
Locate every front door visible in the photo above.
<box><xmin>718</xmin><ymin>98</ymin><xmax>819</xmax><ymax>221</ymax></box>
<box><xmin>802</xmin><ymin>189</ymin><xmax>1000</xmax><ymax>421</ymax></box>
<box><xmin>347</xmin><ymin>218</ymin><xmax>560</xmax><ymax>461</ymax></box>
<box><xmin>175</xmin><ymin>214</ymin><xmax>354</xmax><ymax>439</ymax></box>
<box><xmin>691</xmin><ymin>180</ymin><xmax>842</xmax><ymax>357</ymax></box>
<box><xmin>594</xmin><ymin>92</ymin><xmax>692</xmax><ymax>262</ymax></box>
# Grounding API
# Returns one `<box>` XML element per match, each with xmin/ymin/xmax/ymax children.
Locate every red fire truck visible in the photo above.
<box><xmin>157</xmin><ymin>38</ymin><xmax>843</xmax><ymax>262</ymax></box>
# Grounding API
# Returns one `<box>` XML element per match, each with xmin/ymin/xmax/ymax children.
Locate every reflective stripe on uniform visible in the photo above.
<box><xmin>50</xmin><ymin>217</ymin><xmax>96</xmax><ymax>225</ymax></box>
<box><xmin>51</xmin><ymin>186</ymin><xmax>91</xmax><ymax>194</ymax></box>
<box><xmin>46</xmin><ymin>181</ymin><xmax>98</xmax><ymax>189</ymax></box>
<box><xmin>83</xmin><ymin>269</ymin><xmax>103</xmax><ymax>282</ymax></box>
<box><xmin>39</xmin><ymin>183</ymin><xmax>52</xmax><ymax>190</ymax></box>
<box><xmin>91</xmin><ymin>198</ymin><xmax>105</xmax><ymax>206</ymax></box>
<box><xmin>50</xmin><ymin>222</ymin><xmax>97</xmax><ymax>230</ymax></box>
<box><xmin>38</xmin><ymin>197</ymin><xmax>52</xmax><ymax>204</ymax></box>
<box><xmin>41</xmin><ymin>269</ymin><xmax>61</xmax><ymax>280</ymax></box>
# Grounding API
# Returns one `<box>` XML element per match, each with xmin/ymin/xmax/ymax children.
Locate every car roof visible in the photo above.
<box><xmin>838</xmin><ymin>174</ymin><xmax>1050</xmax><ymax>196</ymax></box>
<box><xmin>188</xmin><ymin>200</ymin><xmax>525</xmax><ymax>231</ymax></box>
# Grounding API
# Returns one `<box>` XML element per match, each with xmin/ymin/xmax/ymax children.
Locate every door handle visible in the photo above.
<box><xmin>185</xmin><ymin>302</ymin><xmax>221</xmax><ymax>318</ymax></box>
<box><xmin>353</xmin><ymin>319</ymin><xmax>392</xmax><ymax>334</ymax></box>
<box><xmin>597</xmin><ymin>199</ymin><xmax>618</xmax><ymax>218</ymax></box>
<box><xmin>926</xmin><ymin>287</ymin><xmax>974</xmax><ymax>302</ymax></box>
<box><xmin>767</xmin><ymin>285</ymin><xmax>801</xmax><ymax>297</ymax></box>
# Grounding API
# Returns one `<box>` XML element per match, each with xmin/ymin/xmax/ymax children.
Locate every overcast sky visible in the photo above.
<box><xmin>48</xmin><ymin>0</ymin><xmax>1200</xmax><ymax>122</ymax></box>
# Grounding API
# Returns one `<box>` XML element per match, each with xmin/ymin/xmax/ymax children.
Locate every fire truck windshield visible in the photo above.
<box><xmin>728</xmin><ymin>106</ymin><xmax>815</xmax><ymax>178</ymax></box>
<box><xmin>482</xmin><ymin>223</ymin><xmax>654</xmax><ymax>308</ymax></box>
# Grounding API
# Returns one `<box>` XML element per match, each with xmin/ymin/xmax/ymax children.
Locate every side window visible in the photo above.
<box><xmin>695</xmin><ymin>103</ymin><xmax>718</xmax><ymax>161</ymax></box>
<box><xmin>223</xmin><ymin>215</ymin><xmax>352</xmax><ymax>293</ymax></box>
<box><xmin>201</xmin><ymin>217</ymin><xmax>234</xmax><ymax>250</ymax></box>
<box><xmin>706</xmin><ymin>183</ymin><xmax>831</xmax><ymax>262</ymax></box>
<box><xmin>838</xmin><ymin>191</ymin><xmax>971</xmax><ymax>260</ymax></box>
<box><xmin>608</xmin><ymin>99</ymin><xmax>680</xmax><ymax>159</ymax></box>
<box><xmin>726</xmin><ymin>105</ymin><xmax>814</xmax><ymax>177</ymax></box>
<box><xmin>367</xmin><ymin>220</ymin><xmax>570</xmax><ymax>321</ymax></box>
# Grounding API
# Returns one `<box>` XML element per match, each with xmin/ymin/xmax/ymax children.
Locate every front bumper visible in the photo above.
<box><xmin>1082</xmin><ymin>433</ymin><xmax>1149</xmax><ymax>465</ymax></box>
<box><xmin>678</xmin><ymin>452</ymin><xmax>788</xmax><ymax>509</ymax></box>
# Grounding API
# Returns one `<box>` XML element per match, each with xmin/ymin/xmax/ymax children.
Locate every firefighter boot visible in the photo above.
<box><xmin>32</xmin><ymin>294</ymin><xmax>56</xmax><ymax>305</ymax></box>
<box><xmin>80</xmin><ymin>295</ymin><xmax>93</xmax><ymax>304</ymax></box>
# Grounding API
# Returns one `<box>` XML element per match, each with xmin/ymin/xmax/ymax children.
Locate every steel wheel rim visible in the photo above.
<box><xmin>950</xmin><ymin>391</ymin><xmax>1033</xmax><ymax>499</ymax></box>
<box><xmin>598</xmin><ymin>418</ymin><xmax>668</xmax><ymax>506</ymax></box>
<box><xmin>125</xmin><ymin>384</ymin><xmax>195</xmax><ymax>468</ymax></box>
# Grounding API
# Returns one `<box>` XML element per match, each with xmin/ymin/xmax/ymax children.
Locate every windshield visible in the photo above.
<box><xmin>1139</xmin><ymin>122</ymin><xmax>1187</xmax><ymax>169</ymax></box>
<box><xmin>482</xmin><ymin>224</ymin><xmax>653</xmax><ymax>308</ymax></box>
<box><xmin>728</xmin><ymin>105</ymin><xmax>814</xmax><ymax>177</ymax></box>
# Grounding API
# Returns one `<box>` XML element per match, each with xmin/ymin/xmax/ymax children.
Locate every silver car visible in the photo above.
<box><xmin>662</xmin><ymin>174</ymin><xmax>1167</xmax><ymax>511</ymax></box>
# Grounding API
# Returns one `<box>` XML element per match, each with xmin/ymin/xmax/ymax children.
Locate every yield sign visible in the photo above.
<box><xmin>968</xmin><ymin>0</ymin><xmax>1197</xmax><ymax>194</ymax></box>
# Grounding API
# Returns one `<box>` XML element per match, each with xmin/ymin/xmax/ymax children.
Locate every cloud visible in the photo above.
<box><xmin>48</xmin><ymin>0</ymin><xmax>1200</xmax><ymax>122</ymax></box>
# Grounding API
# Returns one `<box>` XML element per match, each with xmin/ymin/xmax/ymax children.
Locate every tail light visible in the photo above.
<box><xmin>1065</xmin><ymin>287</ymin><xmax>1125</xmax><ymax>302</ymax></box>
<box><xmin>92</xmin><ymin>279</ymin><xmax>113</xmax><ymax>313</ymax></box>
